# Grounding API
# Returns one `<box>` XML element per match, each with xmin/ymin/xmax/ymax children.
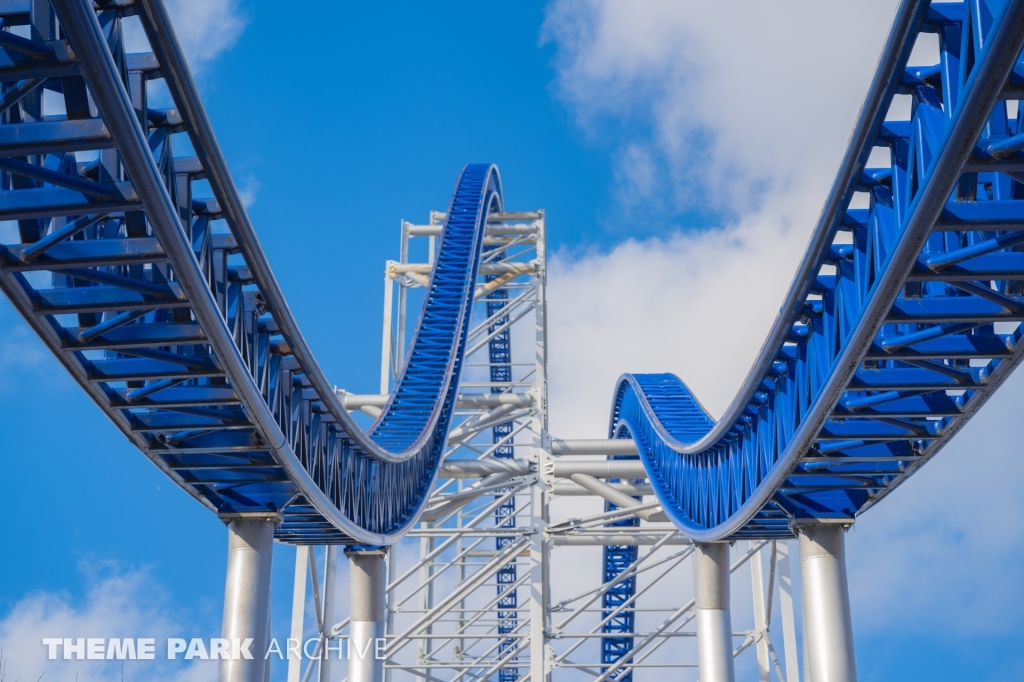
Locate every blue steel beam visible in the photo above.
<box><xmin>0</xmin><ymin>0</ymin><xmax>503</xmax><ymax>545</ymax></box>
<box><xmin>484</xmin><ymin>272</ymin><xmax>519</xmax><ymax>682</ymax></box>
<box><xmin>599</xmin><ymin>460</ymin><xmax>642</xmax><ymax>682</ymax></box>
<box><xmin>4</xmin><ymin>0</ymin><xmax>1024</xmax><ymax>556</ymax></box>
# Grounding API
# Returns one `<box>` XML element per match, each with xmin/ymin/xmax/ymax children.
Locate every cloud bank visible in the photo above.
<box><xmin>542</xmin><ymin>0</ymin><xmax>900</xmax><ymax>218</ymax></box>
<box><xmin>0</xmin><ymin>567</ymin><xmax>217</xmax><ymax>682</ymax></box>
<box><xmin>542</xmin><ymin>0</ymin><xmax>901</xmax><ymax>427</ymax></box>
<box><xmin>540</xmin><ymin>0</ymin><xmax>1024</xmax><ymax>659</ymax></box>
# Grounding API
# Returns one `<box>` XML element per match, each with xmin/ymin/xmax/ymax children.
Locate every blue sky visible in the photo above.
<box><xmin>3</xmin><ymin>1</ymin><xmax>1024</xmax><ymax>681</ymax></box>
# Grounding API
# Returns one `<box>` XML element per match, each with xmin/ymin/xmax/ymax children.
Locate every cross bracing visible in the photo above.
<box><xmin>280</xmin><ymin>210</ymin><xmax>798</xmax><ymax>682</ymax></box>
<box><xmin>6</xmin><ymin>0</ymin><xmax>1024</xmax><ymax>681</ymax></box>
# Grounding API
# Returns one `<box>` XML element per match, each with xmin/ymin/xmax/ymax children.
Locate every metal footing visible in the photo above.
<box><xmin>694</xmin><ymin>542</ymin><xmax>736</xmax><ymax>682</ymax></box>
<box><xmin>220</xmin><ymin>516</ymin><xmax>277</xmax><ymax>682</ymax></box>
<box><xmin>799</xmin><ymin>524</ymin><xmax>856</xmax><ymax>682</ymax></box>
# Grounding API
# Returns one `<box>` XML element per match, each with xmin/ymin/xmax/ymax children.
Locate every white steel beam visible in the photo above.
<box><xmin>750</xmin><ymin>541</ymin><xmax>771</xmax><ymax>682</ymax></box>
<box><xmin>552</xmin><ymin>480</ymin><xmax>652</xmax><ymax>496</ymax></box>
<box><xmin>287</xmin><ymin>547</ymin><xmax>308</xmax><ymax>682</ymax></box>
<box><xmin>568</xmin><ymin>473</ymin><xmax>667</xmax><ymax>522</ymax></box>
<box><xmin>318</xmin><ymin>546</ymin><xmax>338</xmax><ymax>682</ymax></box>
<box><xmin>550</xmin><ymin>460</ymin><xmax>647</xmax><ymax>479</ymax></box>
<box><xmin>437</xmin><ymin>459</ymin><xmax>531</xmax><ymax>478</ymax></box>
<box><xmin>778</xmin><ymin>540</ymin><xmax>800</xmax><ymax>682</ymax></box>
<box><xmin>549</xmin><ymin>438</ymin><xmax>639</xmax><ymax>456</ymax></box>
<box><xmin>551</xmin><ymin>533</ymin><xmax>690</xmax><ymax>546</ymax></box>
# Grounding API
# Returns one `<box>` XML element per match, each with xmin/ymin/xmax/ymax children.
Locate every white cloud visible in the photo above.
<box><xmin>238</xmin><ymin>177</ymin><xmax>261</xmax><ymax>209</ymax></box>
<box><xmin>123</xmin><ymin>0</ymin><xmax>248</xmax><ymax>75</ymax></box>
<box><xmin>0</xmin><ymin>300</ymin><xmax>54</xmax><ymax>394</ymax></box>
<box><xmin>847</xmin><ymin>373</ymin><xmax>1024</xmax><ymax>636</ymax></box>
<box><xmin>0</xmin><ymin>566</ymin><xmax>217</xmax><ymax>682</ymax></box>
<box><xmin>547</xmin><ymin>205</ymin><xmax>808</xmax><ymax>435</ymax></box>
<box><xmin>542</xmin><ymin>0</ymin><xmax>901</xmax><ymax>217</ymax></box>
<box><xmin>541</xmin><ymin>0</ymin><xmax>906</xmax><ymax>431</ymax></box>
<box><xmin>541</xmin><ymin>0</ymin><xmax>1024</xmax><ymax>661</ymax></box>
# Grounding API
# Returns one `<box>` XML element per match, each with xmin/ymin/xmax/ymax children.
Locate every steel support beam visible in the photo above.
<box><xmin>349</xmin><ymin>549</ymin><xmax>387</xmax><ymax>682</ymax></box>
<box><xmin>551</xmin><ymin>534</ymin><xmax>690</xmax><ymax>546</ymax></box>
<box><xmin>777</xmin><ymin>541</ymin><xmax>801</xmax><ymax>682</ymax></box>
<box><xmin>552</xmin><ymin>481</ymin><xmax>653</xmax><ymax>497</ymax></box>
<box><xmin>550</xmin><ymin>439</ymin><xmax>639</xmax><ymax>456</ymax></box>
<box><xmin>220</xmin><ymin>516</ymin><xmax>277</xmax><ymax>682</ymax></box>
<box><xmin>569</xmin><ymin>473</ymin><xmax>666</xmax><ymax>522</ymax></box>
<box><xmin>287</xmin><ymin>548</ymin><xmax>308</xmax><ymax>682</ymax></box>
<box><xmin>551</xmin><ymin>460</ymin><xmax>647</xmax><ymax>479</ymax></box>
<box><xmin>694</xmin><ymin>543</ymin><xmax>735</xmax><ymax>682</ymax></box>
<box><xmin>437</xmin><ymin>459</ymin><xmax>531</xmax><ymax>478</ymax></box>
<box><xmin>318</xmin><ymin>546</ymin><xmax>339</xmax><ymax>682</ymax></box>
<box><xmin>799</xmin><ymin>524</ymin><xmax>856</xmax><ymax>682</ymax></box>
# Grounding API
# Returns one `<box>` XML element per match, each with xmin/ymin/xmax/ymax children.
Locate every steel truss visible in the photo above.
<box><xmin>0</xmin><ymin>0</ymin><xmax>516</xmax><ymax>546</ymax></box>
<box><xmin>10</xmin><ymin>1</ymin><xmax>1024</xmax><ymax>680</ymax></box>
<box><xmin>609</xmin><ymin>0</ymin><xmax>1024</xmax><ymax>541</ymax></box>
<box><xmin>286</xmin><ymin>211</ymin><xmax>801</xmax><ymax>681</ymax></box>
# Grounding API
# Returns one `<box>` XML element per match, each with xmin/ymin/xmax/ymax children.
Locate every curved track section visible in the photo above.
<box><xmin>7</xmin><ymin>0</ymin><xmax>1024</xmax><ymax>548</ymax></box>
<box><xmin>611</xmin><ymin>0</ymin><xmax>1024</xmax><ymax>540</ymax></box>
<box><xmin>0</xmin><ymin>0</ymin><xmax>500</xmax><ymax>544</ymax></box>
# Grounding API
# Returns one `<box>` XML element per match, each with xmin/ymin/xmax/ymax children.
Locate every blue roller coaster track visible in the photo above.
<box><xmin>0</xmin><ymin>0</ymin><xmax>501</xmax><ymax>546</ymax></box>
<box><xmin>4</xmin><ymin>0</ymin><xmax>1024</xmax><ymax>556</ymax></box>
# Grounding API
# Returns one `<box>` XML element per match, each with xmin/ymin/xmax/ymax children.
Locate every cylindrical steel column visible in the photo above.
<box><xmin>319</xmin><ymin>546</ymin><xmax>339</xmax><ymax>682</ymax></box>
<box><xmin>348</xmin><ymin>549</ymin><xmax>387</xmax><ymax>682</ymax></box>
<box><xmin>693</xmin><ymin>542</ymin><xmax>735</xmax><ymax>682</ymax></box>
<box><xmin>220</xmin><ymin>516</ymin><xmax>277</xmax><ymax>682</ymax></box>
<box><xmin>799</xmin><ymin>524</ymin><xmax>856</xmax><ymax>682</ymax></box>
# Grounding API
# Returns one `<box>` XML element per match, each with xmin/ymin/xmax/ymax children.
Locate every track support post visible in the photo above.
<box><xmin>319</xmin><ymin>546</ymin><xmax>339</xmax><ymax>682</ymax></box>
<box><xmin>798</xmin><ymin>524</ymin><xmax>856</xmax><ymax>682</ymax></box>
<box><xmin>348</xmin><ymin>548</ymin><xmax>388</xmax><ymax>682</ymax></box>
<box><xmin>693</xmin><ymin>542</ymin><xmax>735</xmax><ymax>682</ymax></box>
<box><xmin>220</xmin><ymin>515</ymin><xmax>278</xmax><ymax>682</ymax></box>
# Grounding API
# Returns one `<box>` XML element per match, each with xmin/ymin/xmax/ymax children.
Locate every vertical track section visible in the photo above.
<box><xmin>485</xmin><ymin>267</ymin><xmax>519</xmax><ymax>682</ymax></box>
<box><xmin>599</xmin><ymin>471</ymin><xmax>638</xmax><ymax>682</ymax></box>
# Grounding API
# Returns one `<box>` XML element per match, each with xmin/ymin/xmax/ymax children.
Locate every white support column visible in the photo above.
<box><xmin>528</xmin><ymin>482</ymin><xmax>550</xmax><ymax>682</ymax></box>
<box><xmin>749</xmin><ymin>541</ymin><xmax>770</xmax><ymax>682</ymax></box>
<box><xmin>396</xmin><ymin>219</ymin><xmax>411</xmax><ymax>370</ymax></box>
<box><xmin>384</xmin><ymin>545</ymin><xmax>396</xmax><ymax>682</ymax></box>
<box><xmin>220</xmin><ymin>516</ymin><xmax>277</xmax><ymax>682</ymax></box>
<box><xmin>693</xmin><ymin>543</ymin><xmax>736</xmax><ymax>682</ymax></box>
<box><xmin>318</xmin><ymin>546</ymin><xmax>338</xmax><ymax>682</ymax></box>
<box><xmin>349</xmin><ymin>549</ymin><xmax>387</xmax><ymax>682</ymax></box>
<box><xmin>798</xmin><ymin>524</ymin><xmax>856</xmax><ymax>682</ymax></box>
<box><xmin>380</xmin><ymin>267</ymin><xmax>395</xmax><ymax>394</ymax></box>
<box><xmin>777</xmin><ymin>540</ymin><xmax>800</xmax><ymax>682</ymax></box>
<box><xmin>287</xmin><ymin>547</ymin><xmax>308</xmax><ymax>682</ymax></box>
<box><xmin>530</xmin><ymin>211</ymin><xmax>551</xmax><ymax>682</ymax></box>
<box><xmin>417</xmin><ymin>534</ymin><xmax>435</xmax><ymax>677</ymax></box>
<box><xmin>263</xmin><ymin>599</ymin><xmax>273</xmax><ymax>682</ymax></box>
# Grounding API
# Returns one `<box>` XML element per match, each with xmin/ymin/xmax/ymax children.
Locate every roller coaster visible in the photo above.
<box><xmin>3</xmin><ymin>1</ymin><xmax>1024</xmax><ymax>681</ymax></box>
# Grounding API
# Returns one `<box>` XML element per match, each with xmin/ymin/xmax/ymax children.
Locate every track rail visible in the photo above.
<box><xmin>0</xmin><ymin>0</ymin><xmax>500</xmax><ymax>544</ymax></box>
<box><xmin>611</xmin><ymin>0</ymin><xmax>1024</xmax><ymax>539</ymax></box>
<box><xmin>5</xmin><ymin>0</ymin><xmax>1024</xmax><ymax>547</ymax></box>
